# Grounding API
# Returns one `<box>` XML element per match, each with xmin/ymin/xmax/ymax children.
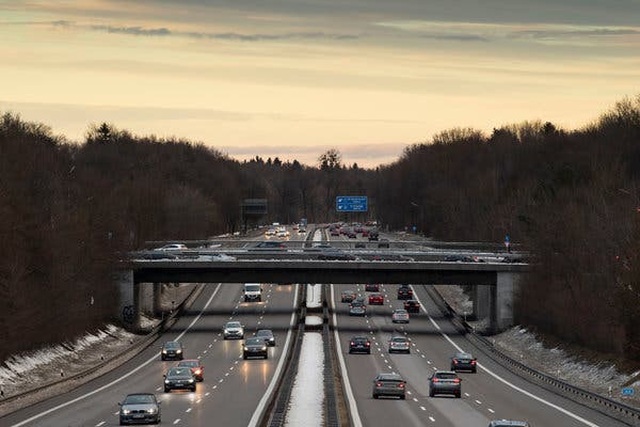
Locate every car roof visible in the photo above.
<box><xmin>488</xmin><ymin>421</ymin><xmax>530</xmax><ymax>427</ymax></box>
<box><xmin>163</xmin><ymin>341</ymin><xmax>181</xmax><ymax>347</ymax></box>
<box><xmin>376</xmin><ymin>372</ymin><xmax>403</xmax><ymax>380</ymax></box>
<box><xmin>167</xmin><ymin>367</ymin><xmax>191</xmax><ymax>375</ymax></box>
<box><xmin>178</xmin><ymin>359</ymin><xmax>200</xmax><ymax>364</ymax></box>
<box><xmin>456</xmin><ymin>352</ymin><xmax>473</xmax><ymax>358</ymax></box>
<box><xmin>256</xmin><ymin>329</ymin><xmax>273</xmax><ymax>335</ymax></box>
<box><xmin>245</xmin><ymin>337</ymin><xmax>264</xmax><ymax>343</ymax></box>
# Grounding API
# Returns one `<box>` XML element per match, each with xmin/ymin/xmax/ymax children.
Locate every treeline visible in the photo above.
<box><xmin>1</xmin><ymin>94</ymin><xmax>639</xmax><ymax>362</ymax></box>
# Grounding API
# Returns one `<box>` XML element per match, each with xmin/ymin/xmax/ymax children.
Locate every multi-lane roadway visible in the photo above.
<box><xmin>1</xmin><ymin>225</ymin><xmax>633</xmax><ymax>426</ymax></box>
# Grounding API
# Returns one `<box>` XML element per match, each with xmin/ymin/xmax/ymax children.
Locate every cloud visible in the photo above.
<box><xmin>510</xmin><ymin>27</ymin><xmax>640</xmax><ymax>40</ymax></box>
<box><xmin>42</xmin><ymin>20</ymin><xmax>359</xmax><ymax>42</ymax></box>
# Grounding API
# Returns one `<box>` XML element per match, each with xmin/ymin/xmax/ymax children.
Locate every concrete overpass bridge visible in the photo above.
<box><xmin>118</xmin><ymin>251</ymin><xmax>529</xmax><ymax>333</ymax></box>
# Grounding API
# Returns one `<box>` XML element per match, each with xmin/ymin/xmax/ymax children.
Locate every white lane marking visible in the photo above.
<box><xmin>10</xmin><ymin>284</ymin><xmax>225</xmax><ymax>427</ymax></box>
<box><xmin>412</xmin><ymin>287</ymin><xmax>601</xmax><ymax>427</ymax></box>
<box><xmin>488</xmin><ymin>408</ymin><xmax>495</xmax><ymax>413</ymax></box>
<box><xmin>420</xmin><ymin>406</ymin><xmax>427</xmax><ymax>411</ymax></box>
<box><xmin>247</xmin><ymin>284</ymin><xmax>300</xmax><ymax>427</ymax></box>
<box><xmin>185</xmin><ymin>408</ymin><xmax>192</xmax><ymax>413</ymax></box>
<box><xmin>173</xmin><ymin>419</ymin><xmax>181</xmax><ymax>425</ymax></box>
<box><xmin>96</xmin><ymin>422</ymin><xmax>106</xmax><ymax>426</ymax></box>
<box><xmin>429</xmin><ymin>416</ymin><xmax>436</xmax><ymax>422</ymax></box>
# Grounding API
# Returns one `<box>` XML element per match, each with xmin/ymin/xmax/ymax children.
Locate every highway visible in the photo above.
<box><xmin>1</xmin><ymin>226</ymin><xmax>635</xmax><ymax>426</ymax></box>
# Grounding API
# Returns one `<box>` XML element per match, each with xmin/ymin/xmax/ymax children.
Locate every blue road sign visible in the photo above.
<box><xmin>622</xmin><ymin>387</ymin><xmax>634</xmax><ymax>396</ymax></box>
<box><xmin>336</xmin><ymin>196</ymin><xmax>368</xmax><ymax>212</ymax></box>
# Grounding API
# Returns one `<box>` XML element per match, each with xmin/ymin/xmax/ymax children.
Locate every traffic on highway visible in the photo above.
<box><xmin>0</xmin><ymin>224</ymin><xmax>634</xmax><ymax>426</ymax></box>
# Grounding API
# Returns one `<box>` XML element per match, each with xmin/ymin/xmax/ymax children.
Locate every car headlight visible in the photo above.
<box><xmin>165</xmin><ymin>379</ymin><xmax>170</xmax><ymax>384</ymax></box>
<box><xmin>162</xmin><ymin>350</ymin><xmax>167</xmax><ymax>354</ymax></box>
<box><xmin>261</xmin><ymin>346</ymin><xmax>267</xmax><ymax>351</ymax></box>
<box><xmin>176</xmin><ymin>349</ymin><xmax>182</xmax><ymax>353</ymax></box>
<box><xmin>188</xmin><ymin>378</ymin><xmax>194</xmax><ymax>383</ymax></box>
<box><xmin>243</xmin><ymin>346</ymin><xmax>248</xmax><ymax>351</ymax></box>
<box><xmin>147</xmin><ymin>407</ymin><xmax>158</xmax><ymax>414</ymax></box>
<box><xmin>121</xmin><ymin>408</ymin><xmax>131</xmax><ymax>415</ymax></box>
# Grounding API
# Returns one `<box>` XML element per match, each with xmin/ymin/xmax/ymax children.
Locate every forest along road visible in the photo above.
<box><xmin>0</xmin><ymin>282</ymin><xmax>299</xmax><ymax>427</ymax></box>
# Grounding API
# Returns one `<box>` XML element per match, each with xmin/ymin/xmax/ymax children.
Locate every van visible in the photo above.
<box><xmin>244</xmin><ymin>283</ymin><xmax>263</xmax><ymax>302</ymax></box>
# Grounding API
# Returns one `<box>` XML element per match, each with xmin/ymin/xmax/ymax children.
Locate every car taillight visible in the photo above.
<box><xmin>471</xmin><ymin>360</ymin><xmax>476</xmax><ymax>365</ymax></box>
<box><xmin>453</xmin><ymin>359</ymin><xmax>459</xmax><ymax>364</ymax></box>
<box><xmin>432</xmin><ymin>378</ymin><xmax>439</xmax><ymax>383</ymax></box>
<box><xmin>453</xmin><ymin>378</ymin><xmax>461</xmax><ymax>384</ymax></box>
<box><xmin>350</xmin><ymin>341</ymin><xmax>354</xmax><ymax>346</ymax></box>
<box><xmin>194</xmin><ymin>369</ymin><xmax>202</xmax><ymax>375</ymax></box>
<box><xmin>376</xmin><ymin>382</ymin><xmax>383</xmax><ymax>387</ymax></box>
<box><xmin>398</xmin><ymin>383</ymin><xmax>405</xmax><ymax>388</ymax></box>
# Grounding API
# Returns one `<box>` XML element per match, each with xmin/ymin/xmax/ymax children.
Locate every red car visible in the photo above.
<box><xmin>368</xmin><ymin>293</ymin><xmax>384</xmax><ymax>305</ymax></box>
<box><xmin>403</xmin><ymin>299</ymin><xmax>420</xmax><ymax>313</ymax></box>
<box><xmin>176</xmin><ymin>359</ymin><xmax>204</xmax><ymax>381</ymax></box>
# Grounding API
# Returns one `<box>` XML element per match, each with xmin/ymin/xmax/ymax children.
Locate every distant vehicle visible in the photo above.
<box><xmin>365</xmin><ymin>284</ymin><xmax>380</xmax><ymax>292</ymax></box>
<box><xmin>249</xmin><ymin>241</ymin><xmax>287</xmax><ymax>250</ymax></box>
<box><xmin>403</xmin><ymin>299</ymin><xmax>420</xmax><ymax>313</ymax></box>
<box><xmin>210</xmin><ymin>253</ymin><xmax>236</xmax><ymax>261</ymax></box>
<box><xmin>330</xmin><ymin>228</ymin><xmax>340</xmax><ymax>236</ymax></box>
<box><xmin>368</xmin><ymin>293</ymin><xmax>384</xmax><ymax>305</ymax></box>
<box><xmin>255</xmin><ymin>329</ymin><xmax>276</xmax><ymax>346</ymax></box>
<box><xmin>243</xmin><ymin>283</ymin><xmax>263</xmax><ymax>302</ymax></box>
<box><xmin>487</xmin><ymin>421</ymin><xmax>530</xmax><ymax>427</ymax></box>
<box><xmin>397</xmin><ymin>285</ymin><xmax>413</xmax><ymax>300</ymax></box>
<box><xmin>349</xmin><ymin>301</ymin><xmax>366</xmax><ymax>316</ymax></box>
<box><xmin>223</xmin><ymin>321</ymin><xmax>245</xmax><ymax>339</ymax></box>
<box><xmin>354</xmin><ymin>242</ymin><xmax>366</xmax><ymax>248</ymax></box>
<box><xmin>377</xmin><ymin>238</ymin><xmax>390</xmax><ymax>248</ymax></box>
<box><xmin>177</xmin><ymin>359</ymin><xmax>204</xmax><ymax>381</ymax></box>
<box><xmin>348</xmin><ymin>335</ymin><xmax>371</xmax><ymax>354</ymax></box>
<box><xmin>163</xmin><ymin>366</ymin><xmax>196</xmax><ymax>392</ymax></box>
<box><xmin>388</xmin><ymin>336</ymin><xmax>411</xmax><ymax>354</ymax></box>
<box><xmin>317</xmin><ymin>247</ymin><xmax>357</xmax><ymax>260</ymax></box>
<box><xmin>450</xmin><ymin>352</ymin><xmax>477</xmax><ymax>373</ymax></box>
<box><xmin>391</xmin><ymin>309</ymin><xmax>410</xmax><ymax>324</ymax></box>
<box><xmin>264</xmin><ymin>228</ymin><xmax>276</xmax><ymax>236</ymax></box>
<box><xmin>372</xmin><ymin>372</ymin><xmax>406</xmax><ymax>399</ymax></box>
<box><xmin>428</xmin><ymin>371</ymin><xmax>462</xmax><ymax>398</ymax></box>
<box><xmin>243</xmin><ymin>336</ymin><xmax>268</xmax><ymax>359</ymax></box>
<box><xmin>341</xmin><ymin>289</ymin><xmax>357</xmax><ymax>303</ymax></box>
<box><xmin>368</xmin><ymin>229</ymin><xmax>379</xmax><ymax>241</ymax></box>
<box><xmin>160</xmin><ymin>341</ymin><xmax>183</xmax><ymax>361</ymax></box>
<box><xmin>154</xmin><ymin>243</ymin><xmax>187</xmax><ymax>251</ymax></box>
<box><xmin>118</xmin><ymin>393</ymin><xmax>161</xmax><ymax>425</ymax></box>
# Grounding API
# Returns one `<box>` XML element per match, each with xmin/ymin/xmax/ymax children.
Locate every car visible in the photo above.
<box><xmin>372</xmin><ymin>372</ymin><xmax>406</xmax><ymax>399</ymax></box>
<box><xmin>397</xmin><ymin>285</ymin><xmax>413</xmax><ymax>300</ymax></box>
<box><xmin>349</xmin><ymin>301</ymin><xmax>366</xmax><ymax>316</ymax></box>
<box><xmin>403</xmin><ymin>299</ymin><xmax>420</xmax><ymax>313</ymax></box>
<box><xmin>118</xmin><ymin>393</ymin><xmax>161</xmax><ymax>425</ymax></box>
<box><xmin>377</xmin><ymin>239</ymin><xmax>390</xmax><ymax>248</ymax></box>
<box><xmin>487</xmin><ymin>421</ymin><xmax>531</xmax><ymax>427</ymax></box>
<box><xmin>450</xmin><ymin>352</ymin><xmax>477</xmax><ymax>373</ymax></box>
<box><xmin>365</xmin><ymin>283</ymin><xmax>380</xmax><ymax>292</ymax></box>
<box><xmin>264</xmin><ymin>228</ymin><xmax>276</xmax><ymax>236</ymax></box>
<box><xmin>428</xmin><ymin>371</ymin><xmax>462</xmax><ymax>398</ymax></box>
<box><xmin>243</xmin><ymin>336</ymin><xmax>268</xmax><ymax>359</ymax></box>
<box><xmin>317</xmin><ymin>247</ymin><xmax>357</xmax><ymax>260</ymax></box>
<box><xmin>243</xmin><ymin>283</ymin><xmax>263</xmax><ymax>302</ymax></box>
<box><xmin>348</xmin><ymin>335</ymin><xmax>371</xmax><ymax>354</ymax></box>
<box><xmin>160</xmin><ymin>341</ymin><xmax>184</xmax><ymax>361</ymax></box>
<box><xmin>391</xmin><ymin>308</ymin><xmax>410</xmax><ymax>323</ymax></box>
<box><xmin>388</xmin><ymin>336</ymin><xmax>411</xmax><ymax>354</ymax></box>
<box><xmin>341</xmin><ymin>289</ymin><xmax>357</xmax><ymax>303</ymax></box>
<box><xmin>154</xmin><ymin>243</ymin><xmax>187</xmax><ymax>251</ymax></box>
<box><xmin>255</xmin><ymin>329</ymin><xmax>276</xmax><ymax>346</ymax></box>
<box><xmin>330</xmin><ymin>228</ymin><xmax>340</xmax><ymax>236</ymax></box>
<box><xmin>368</xmin><ymin>229</ymin><xmax>379</xmax><ymax>241</ymax></box>
<box><xmin>249</xmin><ymin>241</ymin><xmax>287</xmax><ymax>250</ymax></box>
<box><xmin>176</xmin><ymin>359</ymin><xmax>204</xmax><ymax>381</ymax></box>
<box><xmin>163</xmin><ymin>366</ymin><xmax>196</xmax><ymax>392</ymax></box>
<box><xmin>223</xmin><ymin>321</ymin><xmax>245</xmax><ymax>339</ymax></box>
<box><xmin>368</xmin><ymin>293</ymin><xmax>384</xmax><ymax>305</ymax></box>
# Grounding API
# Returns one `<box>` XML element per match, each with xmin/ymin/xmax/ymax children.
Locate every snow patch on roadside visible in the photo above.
<box><xmin>285</xmin><ymin>333</ymin><xmax>324</xmax><ymax>427</ymax></box>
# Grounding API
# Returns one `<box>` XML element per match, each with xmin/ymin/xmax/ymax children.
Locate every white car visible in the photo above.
<box><xmin>223</xmin><ymin>321</ymin><xmax>244</xmax><ymax>339</ymax></box>
<box><xmin>155</xmin><ymin>243</ymin><xmax>187</xmax><ymax>251</ymax></box>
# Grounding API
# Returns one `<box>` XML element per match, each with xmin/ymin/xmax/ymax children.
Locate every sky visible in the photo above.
<box><xmin>1</xmin><ymin>1</ymin><xmax>639</xmax><ymax>168</ymax></box>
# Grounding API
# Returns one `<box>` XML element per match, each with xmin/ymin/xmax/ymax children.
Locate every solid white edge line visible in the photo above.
<box><xmin>13</xmin><ymin>283</ymin><xmax>225</xmax><ymax>427</ymax></box>
<box><xmin>248</xmin><ymin>283</ymin><xmax>300</xmax><ymax>427</ymax></box>
<box><xmin>331</xmin><ymin>284</ymin><xmax>364</xmax><ymax>427</ymax></box>
<box><xmin>412</xmin><ymin>286</ymin><xmax>601</xmax><ymax>427</ymax></box>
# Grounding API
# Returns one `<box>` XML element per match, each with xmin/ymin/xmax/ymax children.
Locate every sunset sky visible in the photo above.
<box><xmin>2</xmin><ymin>0</ymin><xmax>639</xmax><ymax>168</ymax></box>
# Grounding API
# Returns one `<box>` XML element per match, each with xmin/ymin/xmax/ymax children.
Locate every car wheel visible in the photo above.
<box><xmin>472</xmin><ymin>368</ymin><xmax>477</xmax><ymax>373</ymax></box>
<box><xmin>164</xmin><ymin>387</ymin><xmax>170</xmax><ymax>393</ymax></box>
<box><xmin>400</xmin><ymin>394</ymin><xmax>406</xmax><ymax>400</ymax></box>
<box><xmin>264</xmin><ymin>354</ymin><xmax>268</xmax><ymax>359</ymax></box>
<box><xmin>372</xmin><ymin>394</ymin><xmax>378</xmax><ymax>399</ymax></box>
<box><xmin>243</xmin><ymin>354</ymin><xmax>248</xmax><ymax>360</ymax></box>
<box><xmin>191</xmin><ymin>386</ymin><xmax>196</xmax><ymax>392</ymax></box>
<box><xmin>119</xmin><ymin>418</ymin><xmax>127</xmax><ymax>426</ymax></box>
<box><xmin>367</xmin><ymin>350</ymin><xmax>371</xmax><ymax>354</ymax></box>
<box><xmin>161</xmin><ymin>356</ymin><xmax>165</xmax><ymax>361</ymax></box>
<box><xmin>429</xmin><ymin>389</ymin><xmax>435</xmax><ymax>397</ymax></box>
<box><xmin>455</xmin><ymin>392</ymin><xmax>461</xmax><ymax>398</ymax></box>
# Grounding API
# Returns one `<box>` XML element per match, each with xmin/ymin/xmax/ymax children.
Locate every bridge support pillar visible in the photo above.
<box><xmin>490</xmin><ymin>272</ymin><xmax>519</xmax><ymax>332</ymax></box>
<box><xmin>116</xmin><ymin>269</ymin><xmax>142</xmax><ymax>332</ymax></box>
<box><xmin>473</xmin><ymin>284</ymin><xmax>492</xmax><ymax>320</ymax></box>
<box><xmin>153</xmin><ymin>283</ymin><xmax>163</xmax><ymax>316</ymax></box>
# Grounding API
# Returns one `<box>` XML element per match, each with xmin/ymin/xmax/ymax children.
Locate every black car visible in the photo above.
<box><xmin>163</xmin><ymin>367</ymin><xmax>196</xmax><ymax>392</ymax></box>
<box><xmin>403</xmin><ymin>299</ymin><xmax>420</xmax><ymax>313</ymax></box>
<box><xmin>255</xmin><ymin>329</ymin><xmax>276</xmax><ymax>346</ymax></box>
<box><xmin>160</xmin><ymin>341</ymin><xmax>184</xmax><ymax>361</ymax></box>
<box><xmin>118</xmin><ymin>393</ymin><xmax>161</xmax><ymax>425</ymax></box>
<box><xmin>488</xmin><ymin>421</ymin><xmax>531</xmax><ymax>427</ymax></box>
<box><xmin>368</xmin><ymin>229</ymin><xmax>379</xmax><ymax>241</ymax></box>
<box><xmin>349</xmin><ymin>335</ymin><xmax>371</xmax><ymax>354</ymax></box>
<box><xmin>450</xmin><ymin>352</ymin><xmax>477</xmax><ymax>373</ymax></box>
<box><xmin>243</xmin><ymin>337</ymin><xmax>269</xmax><ymax>359</ymax></box>
<box><xmin>372</xmin><ymin>372</ymin><xmax>406</xmax><ymax>399</ymax></box>
<box><xmin>397</xmin><ymin>285</ymin><xmax>413</xmax><ymax>300</ymax></box>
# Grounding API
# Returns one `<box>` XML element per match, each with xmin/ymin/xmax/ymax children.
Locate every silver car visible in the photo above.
<box><xmin>223</xmin><ymin>321</ymin><xmax>245</xmax><ymax>339</ymax></box>
<box><xmin>118</xmin><ymin>393</ymin><xmax>161</xmax><ymax>425</ymax></box>
<box><xmin>488</xmin><ymin>421</ymin><xmax>530</xmax><ymax>427</ymax></box>
<box><xmin>391</xmin><ymin>309</ymin><xmax>410</xmax><ymax>324</ymax></box>
<box><xmin>388</xmin><ymin>336</ymin><xmax>411</xmax><ymax>354</ymax></box>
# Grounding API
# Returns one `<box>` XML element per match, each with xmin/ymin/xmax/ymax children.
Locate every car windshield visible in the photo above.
<box><xmin>245</xmin><ymin>285</ymin><xmax>261</xmax><ymax>291</ymax></box>
<box><xmin>256</xmin><ymin>330</ymin><xmax>273</xmax><ymax>337</ymax></box>
<box><xmin>226</xmin><ymin>322</ymin><xmax>241</xmax><ymax>328</ymax></box>
<box><xmin>164</xmin><ymin>342</ymin><xmax>180</xmax><ymax>349</ymax></box>
<box><xmin>124</xmin><ymin>394</ymin><xmax>155</xmax><ymax>404</ymax></box>
<box><xmin>167</xmin><ymin>368</ymin><xmax>191</xmax><ymax>377</ymax></box>
<box><xmin>457</xmin><ymin>353</ymin><xmax>472</xmax><ymax>359</ymax></box>
<box><xmin>391</xmin><ymin>337</ymin><xmax>407</xmax><ymax>342</ymax></box>
<box><xmin>436</xmin><ymin>372</ymin><xmax>458</xmax><ymax>379</ymax></box>
<box><xmin>246</xmin><ymin>337</ymin><xmax>263</xmax><ymax>345</ymax></box>
<box><xmin>178</xmin><ymin>360</ymin><xmax>198</xmax><ymax>368</ymax></box>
